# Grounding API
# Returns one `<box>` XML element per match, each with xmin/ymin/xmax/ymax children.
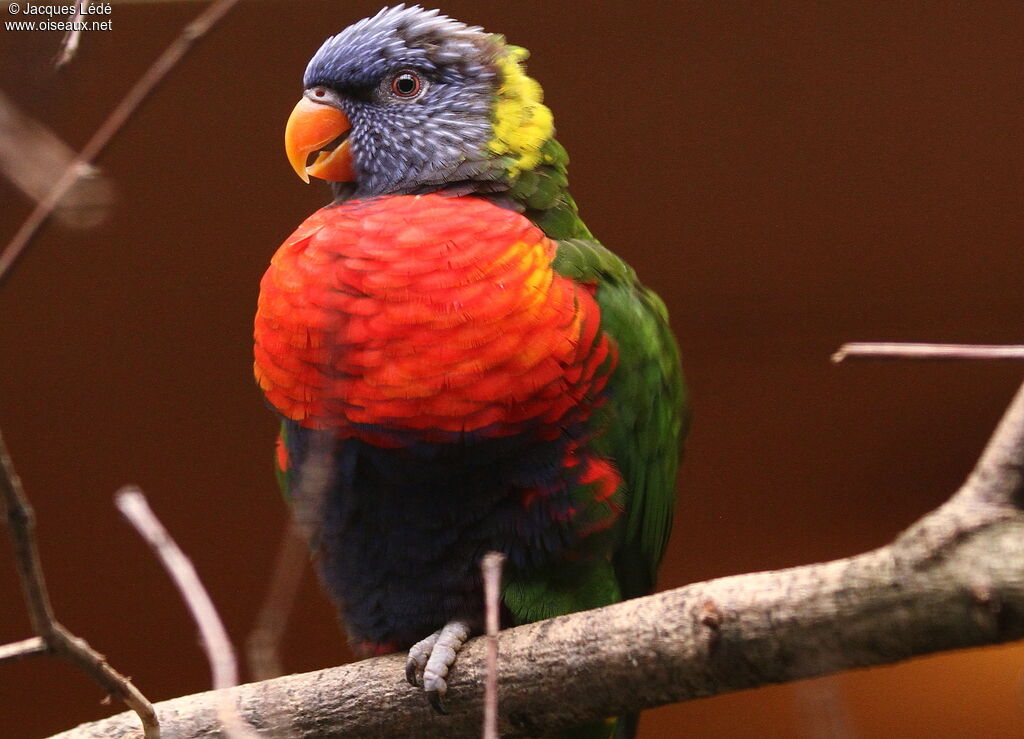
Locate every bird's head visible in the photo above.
<box><xmin>284</xmin><ymin>5</ymin><xmax>556</xmax><ymax>200</ymax></box>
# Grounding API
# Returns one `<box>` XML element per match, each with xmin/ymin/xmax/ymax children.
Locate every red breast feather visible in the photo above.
<box><xmin>254</xmin><ymin>194</ymin><xmax>613</xmax><ymax>445</ymax></box>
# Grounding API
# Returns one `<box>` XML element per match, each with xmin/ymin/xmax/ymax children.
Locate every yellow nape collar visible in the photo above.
<box><xmin>488</xmin><ymin>44</ymin><xmax>555</xmax><ymax>177</ymax></box>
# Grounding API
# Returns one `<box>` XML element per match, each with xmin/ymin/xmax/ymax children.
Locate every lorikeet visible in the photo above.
<box><xmin>254</xmin><ymin>5</ymin><xmax>687</xmax><ymax>735</ymax></box>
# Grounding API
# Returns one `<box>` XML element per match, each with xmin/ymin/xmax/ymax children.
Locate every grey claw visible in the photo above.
<box><xmin>406</xmin><ymin>629</ymin><xmax>441</xmax><ymax>687</ymax></box>
<box><xmin>426</xmin><ymin>688</ymin><xmax>448</xmax><ymax>715</ymax></box>
<box><xmin>405</xmin><ymin>620</ymin><xmax>470</xmax><ymax>712</ymax></box>
<box><xmin>405</xmin><ymin>659</ymin><xmax>420</xmax><ymax>687</ymax></box>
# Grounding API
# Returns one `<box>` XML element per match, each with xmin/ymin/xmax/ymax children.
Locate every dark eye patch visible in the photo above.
<box><xmin>304</xmin><ymin>75</ymin><xmax>377</xmax><ymax>103</ymax></box>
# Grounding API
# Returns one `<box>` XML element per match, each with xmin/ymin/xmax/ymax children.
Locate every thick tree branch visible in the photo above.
<box><xmin>48</xmin><ymin>380</ymin><xmax>1024</xmax><ymax>737</ymax></box>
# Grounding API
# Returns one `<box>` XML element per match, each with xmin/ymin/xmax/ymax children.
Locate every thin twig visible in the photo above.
<box><xmin>115</xmin><ymin>487</ymin><xmax>257</xmax><ymax>739</ymax></box>
<box><xmin>0</xmin><ymin>429</ymin><xmax>57</xmax><ymax>638</ymax></box>
<box><xmin>246</xmin><ymin>520</ymin><xmax>307</xmax><ymax>681</ymax></box>
<box><xmin>481</xmin><ymin>551</ymin><xmax>505</xmax><ymax>739</ymax></box>
<box><xmin>55</xmin><ymin>1</ymin><xmax>89</xmax><ymax>69</ymax></box>
<box><xmin>0</xmin><ymin>0</ymin><xmax>242</xmax><ymax>287</ymax></box>
<box><xmin>833</xmin><ymin>342</ymin><xmax>1024</xmax><ymax>363</ymax></box>
<box><xmin>0</xmin><ymin>89</ymin><xmax>114</xmax><ymax>229</ymax></box>
<box><xmin>0</xmin><ymin>636</ymin><xmax>48</xmax><ymax>665</ymax></box>
<box><xmin>46</xmin><ymin>622</ymin><xmax>160</xmax><ymax>733</ymax></box>
<box><xmin>1</xmin><ymin>430</ymin><xmax>160</xmax><ymax>737</ymax></box>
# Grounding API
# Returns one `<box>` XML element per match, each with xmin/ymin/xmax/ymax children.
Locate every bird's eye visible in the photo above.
<box><xmin>391</xmin><ymin>72</ymin><xmax>422</xmax><ymax>98</ymax></box>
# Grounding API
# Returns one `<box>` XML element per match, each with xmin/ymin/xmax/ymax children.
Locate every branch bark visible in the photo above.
<box><xmin>48</xmin><ymin>380</ymin><xmax>1024</xmax><ymax>737</ymax></box>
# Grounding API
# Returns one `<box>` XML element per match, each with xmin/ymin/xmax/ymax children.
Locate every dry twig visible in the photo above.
<box><xmin>0</xmin><ymin>0</ymin><xmax>242</xmax><ymax>287</ymax></box>
<box><xmin>0</xmin><ymin>636</ymin><xmax>48</xmax><ymax>665</ymax></box>
<box><xmin>481</xmin><ymin>552</ymin><xmax>505</xmax><ymax>739</ymax></box>
<box><xmin>833</xmin><ymin>342</ymin><xmax>1024</xmax><ymax>362</ymax></box>
<box><xmin>115</xmin><ymin>487</ymin><xmax>257</xmax><ymax>739</ymax></box>
<box><xmin>0</xmin><ymin>90</ymin><xmax>114</xmax><ymax>229</ymax></box>
<box><xmin>246</xmin><ymin>520</ymin><xmax>308</xmax><ymax>682</ymax></box>
<box><xmin>55</xmin><ymin>2</ymin><xmax>90</xmax><ymax>69</ymax></box>
<box><xmin>0</xmin><ymin>430</ymin><xmax>159</xmax><ymax>737</ymax></box>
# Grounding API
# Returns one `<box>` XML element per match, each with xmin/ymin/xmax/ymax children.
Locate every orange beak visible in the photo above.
<box><xmin>284</xmin><ymin>96</ymin><xmax>355</xmax><ymax>183</ymax></box>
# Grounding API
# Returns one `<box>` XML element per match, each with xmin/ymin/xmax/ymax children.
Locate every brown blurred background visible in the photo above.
<box><xmin>1</xmin><ymin>1</ymin><xmax>1022</xmax><ymax>736</ymax></box>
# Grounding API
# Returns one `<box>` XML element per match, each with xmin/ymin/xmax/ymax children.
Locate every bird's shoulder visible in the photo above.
<box><xmin>554</xmin><ymin>235</ymin><xmax>689</xmax><ymax>599</ymax></box>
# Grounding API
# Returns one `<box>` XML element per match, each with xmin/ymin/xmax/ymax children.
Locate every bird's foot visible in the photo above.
<box><xmin>405</xmin><ymin>620</ymin><xmax>471</xmax><ymax>714</ymax></box>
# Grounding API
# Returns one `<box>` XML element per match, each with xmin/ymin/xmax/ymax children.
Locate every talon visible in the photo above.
<box><xmin>405</xmin><ymin>629</ymin><xmax>441</xmax><ymax>687</ymax></box>
<box><xmin>405</xmin><ymin>659</ymin><xmax>421</xmax><ymax>687</ymax></box>
<box><xmin>406</xmin><ymin>620</ymin><xmax>471</xmax><ymax>713</ymax></box>
<box><xmin>426</xmin><ymin>687</ymin><xmax>448</xmax><ymax>715</ymax></box>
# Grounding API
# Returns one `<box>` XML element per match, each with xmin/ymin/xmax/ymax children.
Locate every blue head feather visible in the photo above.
<box><xmin>302</xmin><ymin>5</ymin><xmax>503</xmax><ymax>198</ymax></box>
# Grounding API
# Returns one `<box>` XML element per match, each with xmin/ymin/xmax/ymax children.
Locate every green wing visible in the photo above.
<box><xmin>508</xmin><ymin>140</ymin><xmax>687</xmax><ymax>597</ymax></box>
<box><xmin>503</xmin><ymin>237</ymin><xmax>686</xmax><ymax>739</ymax></box>
<box><xmin>499</xmin><ymin>235</ymin><xmax>687</xmax><ymax>628</ymax></box>
<box><xmin>553</xmin><ymin>238</ymin><xmax>689</xmax><ymax>600</ymax></box>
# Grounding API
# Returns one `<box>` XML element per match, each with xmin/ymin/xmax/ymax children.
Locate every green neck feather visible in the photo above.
<box><xmin>488</xmin><ymin>42</ymin><xmax>592</xmax><ymax>241</ymax></box>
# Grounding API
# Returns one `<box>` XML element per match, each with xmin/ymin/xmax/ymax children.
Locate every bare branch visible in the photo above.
<box><xmin>1</xmin><ymin>430</ymin><xmax>159</xmax><ymax>736</ymax></box>
<box><xmin>957</xmin><ymin>378</ymin><xmax>1024</xmax><ymax>509</ymax></box>
<box><xmin>833</xmin><ymin>342</ymin><xmax>1024</xmax><ymax>362</ymax></box>
<box><xmin>246</xmin><ymin>520</ymin><xmax>307</xmax><ymax>682</ymax></box>
<box><xmin>0</xmin><ymin>636</ymin><xmax>48</xmax><ymax>665</ymax></box>
<box><xmin>46</xmin><ymin>623</ymin><xmax>160</xmax><ymax>735</ymax></box>
<box><xmin>47</xmin><ymin>378</ymin><xmax>1024</xmax><ymax>737</ymax></box>
<box><xmin>481</xmin><ymin>552</ymin><xmax>505</xmax><ymax>739</ymax></box>
<box><xmin>0</xmin><ymin>89</ymin><xmax>115</xmax><ymax>229</ymax></box>
<box><xmin>0</xmin><ymin>0</ymin><xmax>242</xmax><ymax>287</ymax></box>
<box><xmin>55</xmin><ymin>2</ymin><xmax>89</xmax><ymax>69</ymax></box>
<box><xmin>115</xmin><ymin>488</ymin><xmax>257</xmax><ymax>739</ymax></box>
<box><xmin>1</xmin><ymin>429</ymin><xmax>57</xmax><ymax>638</ymax></box>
